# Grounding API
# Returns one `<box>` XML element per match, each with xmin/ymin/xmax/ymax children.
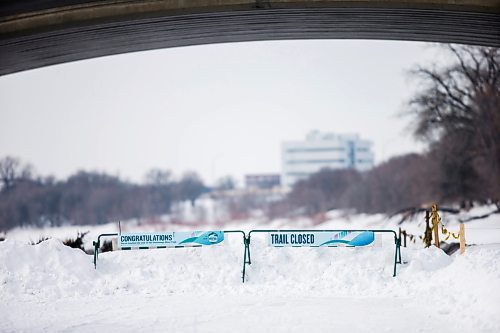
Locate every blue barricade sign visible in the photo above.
<box><xmin>118</xmin><ymin>231</ymin><xmax>224</xmax><ymax>248</ymax></box>
<box><xmin>268</xmin><ymin>231</ymin><xmax>375</xmax><ymax>247</ymax></box>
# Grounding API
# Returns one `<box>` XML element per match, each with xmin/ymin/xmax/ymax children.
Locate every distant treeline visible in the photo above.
<box><xmin>276</xmin><ymin>46</ymin><xmax>500</xmax><ymax>216</ymax></box>
<box><xmin>1</xmin><ymin>45</ymin><xmax>498</xmax><ymax>230</ymax></box>
<box><xmin>275</xmin><ymin>151</ymin><xmax>497</xmax><ymax>218</ymax></box>
<box><xmin>0</xmin><ymin>160</ymin><xmax>207</xmax><ymax>231</ymax></box>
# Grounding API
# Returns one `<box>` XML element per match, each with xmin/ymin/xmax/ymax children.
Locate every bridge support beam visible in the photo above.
<box><xmin>1</xmin><ymin>1</ymin><xmax>499</xmax><ymax>75</ymax></box>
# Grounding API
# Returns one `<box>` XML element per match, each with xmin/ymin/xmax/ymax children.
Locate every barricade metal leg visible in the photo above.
<box><xmin>397</xmin><ymin>238</ymin><xmax>402</xmax><ymax>264</ymax></box>
<box><xmin>242</xmin><ymin>236</ymin><xmax>251</xmax><ymax>283</ymax></box>
<box><xmin>92</xmin><ymin>233</ymin><xmax>118</xmax><ymax>269</ymax></box>
<box><xmin>246</xmin><ymin>237</ymin><xmax>251</xmax><ymax>265</ymax></box>
<box><xmin>93</xmin><ymin>240</ymin><xmax>99</xmax><ymax>269</ymax></box>
<box><xmin>393</xmin><ymin>244</ymin><xmax>397</xmax><ymax>277</ymax></box>
<box><xmin>393</xmin><ymin>236</ymin><xmax>401</xmax><ymax>277</ymax></box>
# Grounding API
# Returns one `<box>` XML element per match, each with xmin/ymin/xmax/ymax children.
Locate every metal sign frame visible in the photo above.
<box><xmin>93</xmin><ymin>230</ymin><xmax>247</xmax><ymax>280</ymax></box>
<box><xmin>92</xmin><ymin>229</ymin><xmax>401</xmax><ymax>283</ymax></box>
<box><xmin>244</xmin><ymin>229</ymin><xmax>401</xmax><ymax>280</ymax></box>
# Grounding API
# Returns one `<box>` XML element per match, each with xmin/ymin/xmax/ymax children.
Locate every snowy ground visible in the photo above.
<box><xmin>1</xmin><ymin>205</ymin><xmax>500</xmax><ymax>332</ymax></box>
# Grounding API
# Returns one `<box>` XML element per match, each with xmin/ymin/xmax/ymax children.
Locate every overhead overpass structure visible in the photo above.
<box><xmin>1</xmin><ymin>0</ymin><xmax>499</xmax><ymax>76</ymax></box>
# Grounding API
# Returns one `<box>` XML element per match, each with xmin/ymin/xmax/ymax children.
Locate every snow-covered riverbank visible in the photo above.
<box><xmin>1</xmin><ymin>206</ymin><xmax>499</xmax><ymax>332</ymax></box>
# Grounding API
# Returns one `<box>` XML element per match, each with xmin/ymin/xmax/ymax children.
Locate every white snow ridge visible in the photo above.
<box><xmin>1</xmin><ymin>211</ymin><xmax>500</xmax><ymax>333</ymax></box>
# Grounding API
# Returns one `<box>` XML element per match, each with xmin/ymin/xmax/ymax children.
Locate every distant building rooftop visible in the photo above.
<box><xmin>245</xmin><ymin>174</ymin><xmax>281</xmax><ymax>190</ymax></box>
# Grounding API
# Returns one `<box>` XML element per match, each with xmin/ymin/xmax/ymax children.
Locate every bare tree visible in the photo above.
<box><xmin>215</xmin><ymin>176</ymin><xmax>236</xmax><ymax>191</ymax></box>
<box><xmin>144</xmin><ymin>168</ymin><xmax>173</xmax><ymax>216</ymax></box>
<box><xmin>407</xmin><ymin>45</ymin><xmax>500</xmax><ymax>204</ymax></box>
<box><xmin>175</xmin><ymin>172</ymin><xmax>207</xmax><ymax>207</ymax></box>
<box><xmin>144</xmin><ymin>169</ymin><xmax>171</xmax><ymax>186</ymax></box>
<box><xmin>0</xmin><ymin>156</ymin><xmax>33</xmax><ymax>192</ymax></box>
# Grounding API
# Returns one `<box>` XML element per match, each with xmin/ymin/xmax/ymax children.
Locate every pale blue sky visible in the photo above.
<box><xmin>0</xmin><ymin>39</ymin><xmax>446</xmax><ymax>185</ymax></box>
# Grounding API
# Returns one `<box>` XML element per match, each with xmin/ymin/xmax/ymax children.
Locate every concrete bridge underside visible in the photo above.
<box><xmin>1</xmin><ymin>1</ymin><xmax>499</xmax><ymax>76</ymax></box>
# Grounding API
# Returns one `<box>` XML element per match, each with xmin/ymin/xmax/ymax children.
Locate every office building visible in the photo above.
<box><xmin>281</xmin><ymin>131</ymin><xmax>374</xmax><ymax>188</ymax></box>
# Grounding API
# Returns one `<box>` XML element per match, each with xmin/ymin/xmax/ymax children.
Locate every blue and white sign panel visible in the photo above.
<box><xmin>268</xmin><ymin>231</ymin><xmax>375</xmax><ymax>247</ymax></box>
<box><xmin>118</xmin><ymin>231</ymin><xmax>224</xmax><ymax>248</ymax></box>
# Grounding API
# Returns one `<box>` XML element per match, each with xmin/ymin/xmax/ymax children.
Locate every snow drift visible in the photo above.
<box><xmin>1</xmin><ymin>207</ymin><xmax>500</xmax><ymax>332</ymax></box>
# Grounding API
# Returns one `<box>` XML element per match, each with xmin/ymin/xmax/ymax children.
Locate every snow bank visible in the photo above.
<box><xmin>1</xmin><ymin>206</ymin><xmax>500</xmax><ymax>332</ymax></box>
<box><xmin>1</xmin><ymin>232</ymin><xmax>499</xmax><ymax>332</ymax></box>
<box><xmin>0</xmin><ymin>239</ymin><xmax>96</xmax><ymax>300</ymax></box>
